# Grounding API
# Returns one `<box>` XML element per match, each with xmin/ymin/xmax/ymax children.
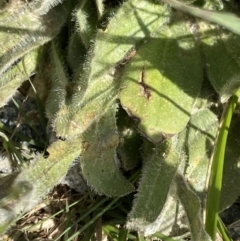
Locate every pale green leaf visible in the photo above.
<box><xmin>0</xmin><ymin>138</ymin><xmax>83</xmax><ymax>235</ymax></box>
<box><xmin>175</xmin><ymin>174</ymin><xmax>211</xmax><ymax>241</ymax></box>
<box><xmin>29</xmin><ymin>0</ymin><xmax>66</xmax><ymax>15</ymax></box>
<box><xmin>0</xmin><ymin>1</ymin><xmax>67</xmax><ymax>76</ymax></box>
<box><xmin>94</xmin><ymin>0</ymin><xmax>104</xmax><ymax>19</ymax></box>
<box><xmin>142</xmin><ymin>108</ymin><xmax>218</xmax><ymax>237</ymax></box>
<box><xmin>54</xmin><ymin>0</ymin><xmax>170</xmax><ymax>138</ymax></box>
<box><xmin>120</xmin><ymin>12</ymin><xmax>202</xmax><ymax>143</ymax></box>
<box><xmin>80</xmin><ymin>105</ymin><xmax>134</xmax><ymax>196</ymax></box>
<box><xmin>185</xmin><ymin>108</ymin><xmax>218</xmax><ymax>200</ymax></box>
<box><xmin>75</xmin><ymin>0</ymin><xmax>99</xmax><ymax>49</ymax></box>
<box><xmin>0</xmin><ymin>49</ymin><xmax>39</xmax><ymax>108</ymax></box>
<box><xmin>127</xmin><ymin>137</ymin><xmax>183</xmax><ymax>232</ymax></box>
<box><xmin>199</xmin><ymin>20</ymin><xmax>240</xmax><ymax>101</ymax></box>
<box><xmin>45</xmin><ymin>40</ymin><xmax>68</xmax><ymax>120</ymax></box>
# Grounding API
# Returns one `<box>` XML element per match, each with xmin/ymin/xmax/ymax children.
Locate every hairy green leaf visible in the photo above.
<box><xmin>140</xmin><ymin>109</ymin><xmax>218</xmax><ymax>237</ymax></box>
<box><xmin>0</xmin><ymin>137</ymin><xmax>82</xmax><ymax>235</ymax></box>
<box><xmin>75</xmin><ymin>0</ymin><xmax>99</xmax><ymax>49</ymax></box>
<box><xmin>0</xmin><ymin>49</ymin><xmax>39</xmax><ymax>108</ymax></box>
<box><xmin>29</xmin><ymin>0</ymin><xmax>66</xmax><ymax>15</ymax></box>
<box><xmin>185</xmin><ymin>108</ymin><xmax>218</xmax><ymax>200</ymax></box>
<box><xmin>54</xmin><ymin>0</ymin><xmax>170</xmax><ymax>138</ymax></box>
<box><xmin>67</xmin><ymin>31</ymin><xmax>87</xmax><ymax>73</ymax></box>
<box><xmin>175</xmin><ymin>174</ymin><xmax>211</xmax><ymax>241</ymax></box>
<box><xmin>45</xmin><ymin>40</ymin><xmax>68</xmax><ymax>120</ymax></box>
<box><xmin>80</xmin><ymin>105</ymin><xmax>134</xmax><ymax>196</ymax></box>
<box><xmin>94</xmin><ymin>0</ymin><xmax>104</xmax><ymax>19</ymax></box>
<box><xmin>0</xmin><ymin>1</ymin><xmax>67</xmax><ymax>76</ymax></box>
<box><xmin>127</xmin><ymin>137</ymin><xmax>183</xmax><ymax>233</ymax></box>
<box><xmin>119</xmin><ymin>12</ymin><xmax>202</xmax><ymax>143</ymax></box>
<box><xmin>199</xmin><ymin>20</ymin><xmax>240</xmax><ymax>101</ymax></box>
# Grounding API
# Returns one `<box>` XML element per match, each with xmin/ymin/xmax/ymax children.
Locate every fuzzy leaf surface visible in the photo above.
<box><xmin>127</xmin><ymin>137</ymin><xmax>183</xmax><ymax>232</ymax></box>
<box><xmin>29</xmin><ymin>0</ymin><xmax>65</xmax><ymax>15</ymax></box>
<box><xmin>67</xmin><ymin>31</ymin><xmax>87</xmax><ymax>73</ymax></box>
<box><xmin>0</xmin><ymin>138</ymin><xmax>82</xmax><ymax>235</ymax></box>
<box><xmin>75</xmin><ymin>0</ymin><xmax>99</xmax><ymax>49</ymax></box>
<box><xmin>141</xmin><ymin>109</ymin><xmax>218</xmax><ymax>237</ymax></box>
<box><xmin>80</xmin><ymin>105</ymin><xmax>134</xmax><ymax>196</ymax></box>
<box><xmin>185</xmin><ymin>108</ymin><xmax>218</xmax><ymax>200</ymax></box>
<box><xmin>175</xmin><ymin>174</ymin><xmax>211</xmax><ymax>241</ymax></box>
<box><xmin>199</xmin><ymin>20</ymin><xmax>240</xmax><ymax>101</ymax></box>
<box><xmin>45</xmin><ymin>41</ymin><xmax>68</xmax><ymax>120</ymax></box>
<box><xmin>0</xmin><ymin>1</ymin><xmax>67</xmax><ymax>76</ymax></box>
<box><xmin>119</xmin><ymin>12</ymin><xmax>202</xmax><ymax>143</ymax></box>
<box><xmin>0</xmin><ymin>49</ymin><xmax>39</xmax><ymax>108</ymax></box>
<box><xmin>94</xmin><ymin>0</ymin><xmax>104</xmax><ymax>19</ymax></box>
<box><xmin>54</xmin><ymin>0</ymin><xmax>170</xmax><ymax>138</ymax></box>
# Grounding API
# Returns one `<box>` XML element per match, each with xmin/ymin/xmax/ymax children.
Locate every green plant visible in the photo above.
<box><xmin>1</xmin><ymin>0</ymin><xmax>240</xmax><ymax>240</ymax></box>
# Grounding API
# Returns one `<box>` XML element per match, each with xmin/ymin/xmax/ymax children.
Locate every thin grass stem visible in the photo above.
<box><xmin>205</xmin><ymin>90</ymin><xmax>240</xmax><ymax>239</ymax></box>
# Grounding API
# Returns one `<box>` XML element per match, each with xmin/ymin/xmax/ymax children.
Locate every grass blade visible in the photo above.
<box><xmin>205</xmin><ymin>90</ymin><xmax>240</xmax><ymax>239</ymax></box>
<box><xmin>217</xmin><ymin>217</ymin><xmax>233</xmax><ymax>241</ymax></box>
<box><xmin>161</xmin><ymin>0</ymin><xmax>240</xmax><ymax>36</ymax></box>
